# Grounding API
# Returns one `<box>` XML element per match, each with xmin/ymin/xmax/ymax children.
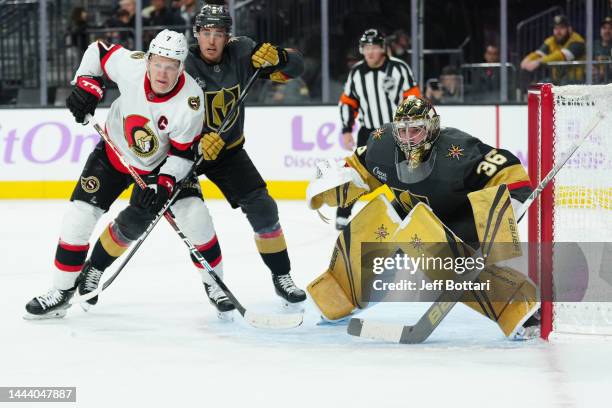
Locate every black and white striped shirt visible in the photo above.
<box><xmin>339</xmin><ymin>56</ymin><xmax>419</xmax><ymax>133</ymax></box>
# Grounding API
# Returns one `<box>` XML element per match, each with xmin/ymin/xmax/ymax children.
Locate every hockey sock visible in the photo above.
<box><xmin>53</xmin><ymin>240</ymin><xmax>90</xmax><ymax>289</ymax></box>
<box><xmin>254</xmin><ymin>225</ymin><xmax>291</xmax><ymax>276</ymax></box>
<box><xmin>191</xmin><ymin>235</ymin><xmax>224</xmax><ymax>281</ymax></box>
<box><xmin>89</xmin><ymin>222</ymin><xmax>131</xmax><ymax>271</ymax></box>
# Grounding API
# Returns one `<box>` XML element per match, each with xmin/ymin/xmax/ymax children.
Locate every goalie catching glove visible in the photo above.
<box><xmin>306</xmin><ymin>159</ymin><xmax>371</xmax><ymax>210</ymax></box>
<box><xmin>199</xmin><ymin>131</ymin><xmax>225</xmax><ymax>161</ymax></box>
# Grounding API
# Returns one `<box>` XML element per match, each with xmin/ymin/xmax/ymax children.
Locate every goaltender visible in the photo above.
<box><xmin>306</xmin><ymin>95</ymin><xmax>540</xmax><ymax>339</ymax></box>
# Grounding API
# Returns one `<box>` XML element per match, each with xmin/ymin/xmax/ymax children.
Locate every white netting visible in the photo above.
<box><xmin>550</xmin><ymin>84</ymin><xmax>612</xmax><ymax>336</ymax></box>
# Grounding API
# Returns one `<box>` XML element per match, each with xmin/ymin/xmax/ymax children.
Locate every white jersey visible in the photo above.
<box><xmin>74</xmin><ymin>41</ymin><xmax>204</xmax><ymax>180</ymax></box>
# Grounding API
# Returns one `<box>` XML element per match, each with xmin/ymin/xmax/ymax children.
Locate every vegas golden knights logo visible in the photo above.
<box><xmin>205</xmin><ymin>85</ymin><xmax>240</xmax><ymax>131</ymax></box>
<box><xmin>123</xmin><ymin>115</ymin><xmax>159</xmax><ymax>158</ymax></box>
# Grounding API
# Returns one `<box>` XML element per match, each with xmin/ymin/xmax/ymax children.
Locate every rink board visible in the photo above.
<box><xmin>0</xmin><ymin>105</ymin><xmax>527</xmax><ymax>199</ymax></box>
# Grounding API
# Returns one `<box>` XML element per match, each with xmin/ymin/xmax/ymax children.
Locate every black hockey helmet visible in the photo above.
<box><xmin>359</xmin><ymin>28</ymin><xmax>385</xmax><ymax>53</ymax></box>
<box><xmin>193</xmin><ymin>3</ymin><xmax>233</xmax><ymax>36</ymax></box>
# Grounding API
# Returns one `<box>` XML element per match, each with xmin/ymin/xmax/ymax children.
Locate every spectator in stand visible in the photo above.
<box><xmin>389</xmin><ymin>29</ymin><xmax>410</xmax><ymax>63</ymax></box>
<box><xmin>259</xmin><ymin>78</ymin><xmax>310</xmax><ymax>105</ymax></box>
<box><xmin>469</xmin><ymin>44</ymin><xmax>501</xmax><ymax>102</ymax></box>
<box><xmin>520</xmin><ymin>14</ymin><xmax>585</xmax><ymax>84</ymax></box>
<box><xmin>105</xmin><ymin>0</ymin><xmax>136</xmax><ymax>49</ymax></box>
<box><xmin>69</xmin><ymin>7</ymin><xmax>89</xmax><ymax>59</ymax></box>
<box><xmin>143</xmin><ymin>0</ymin><xmax>186</xmax><ymax>46</ymax></box>
<box><xmin>484</xmin><ymin>44</ymin><xmax>500</xmax><ymax>63</ymax></box>
<box><xmin>145</xmin><ymin>0</ymin><xmax>185</xmax><ymax>28</ymax></box>
<box><xmin>594</xmin><ymin>16</ymin><xmax>612</xmax><ymax>82</ymax></box>
<box><xmin>179</xmin><ymin>0</ymin><xmax>200</xmax><ymax>25</ymax></box>
<box><xmin>178</xmin><ymin>0</ymin><xmax>201</xmax><ymax>42</ymax></box>
<box><xmin>425</xmin><ymin>66</ymin><xmax>463</xmax><ymax>104</ymax></box>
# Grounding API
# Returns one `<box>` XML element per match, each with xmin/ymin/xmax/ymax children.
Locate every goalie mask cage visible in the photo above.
<box><xmin>528</xmin><ymin>83</ymin><xmax>612</xmax><ymax>340</ymax></box>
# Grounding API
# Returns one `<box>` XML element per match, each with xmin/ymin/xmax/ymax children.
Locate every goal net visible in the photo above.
<box><xmin>528</xmin><ymin>83</ymin><xmax>612</xmax><ymax>340</ymax></box>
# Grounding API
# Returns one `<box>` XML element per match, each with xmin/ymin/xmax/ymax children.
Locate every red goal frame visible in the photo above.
<box><xmin>527</xmin><ymin>83</ymin><xmax>554</xmax><ymax>340</ymax></box>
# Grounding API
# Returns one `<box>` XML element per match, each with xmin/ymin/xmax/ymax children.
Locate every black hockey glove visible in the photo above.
<box><xmin>66</xmin><ymin>76</ymin><xmax>104</xmax><ymax>124</ymax></box>
<box><xmin>138</xmin><ymin>174</ymin><xmax>176</xmax><ymax>214</ymax></box>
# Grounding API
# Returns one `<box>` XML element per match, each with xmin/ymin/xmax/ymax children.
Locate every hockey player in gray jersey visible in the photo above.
<box><xmin>184</xmin><ymin>3</ymin><xmax>306</xmax><ymax>307</ymax></box>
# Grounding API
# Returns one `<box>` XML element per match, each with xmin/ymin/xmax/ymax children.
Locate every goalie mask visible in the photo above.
<box><xmin>392</xmin><ymin>96</ymin><xmax>441</xmax><ymax>184</ymax></box>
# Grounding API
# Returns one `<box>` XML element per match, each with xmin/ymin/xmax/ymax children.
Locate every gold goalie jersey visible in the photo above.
<box><xmin>73</xmin><ymin>41</ymin><xmax>204</xmax><ymax>180</ymax></box>
<box><xmin>312</xmin><ymin>124</ymin><xmax>532</xmax><ymax>244</ymax></box>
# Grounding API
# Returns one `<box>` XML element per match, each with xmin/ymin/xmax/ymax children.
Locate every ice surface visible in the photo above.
<box><xmin>1</xmin><ymin>200</ymin><xmax>611</xmax><ymax>408</ymax></box>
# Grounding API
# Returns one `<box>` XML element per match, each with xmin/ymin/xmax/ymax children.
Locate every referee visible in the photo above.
<box><xmin>337</xmin><ymin>28</ymin><xmax>420</xmax><ymax>229</ymax></box>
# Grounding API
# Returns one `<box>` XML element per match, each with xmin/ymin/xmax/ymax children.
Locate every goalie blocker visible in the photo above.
<box><xmin>306</xmin><ymin>95</ymin><xmax>538</xmax><ymax>339</ymax></box>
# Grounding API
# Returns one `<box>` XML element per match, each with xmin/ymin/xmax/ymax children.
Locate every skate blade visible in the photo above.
<box><xmin>23</xmin><ymin>308</ymin><xmax>68</xmax><ymax>320</ymax></box>
<box><xmin>217</xmin><ymin>310</ymin><xmax>235</xmax><ymax>322</ymax></box>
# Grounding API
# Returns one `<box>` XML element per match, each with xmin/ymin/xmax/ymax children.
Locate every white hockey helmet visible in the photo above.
<box><xmin>147</xmin><ymin>29</ymin><xmax>188</xmax><ymax>66</ymax></box>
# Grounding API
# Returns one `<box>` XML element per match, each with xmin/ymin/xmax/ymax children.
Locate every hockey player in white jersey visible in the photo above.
<box><xmin>24</xmin><ymin>30</ymin><xmax>232</xmax><ymax>319</ymax></box>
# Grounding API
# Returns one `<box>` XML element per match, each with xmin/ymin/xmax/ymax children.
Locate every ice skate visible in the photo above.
<box><xmin>24</xmin><ymin>287</ymin><xmax>75</xmax><ymax>320</ymax></box>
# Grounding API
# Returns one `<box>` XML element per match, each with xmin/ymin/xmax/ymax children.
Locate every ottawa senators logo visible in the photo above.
<box><xmin>188</xmin><ymin>96</ymin><xmax>200</xmax><ymax>111</ymax></box>
<box><xmin>123</xmin><ymin>115</ymin><xmax>159</xmax><ymax>158</ymax></box>
<box><xmin>130</xmin><ymin>51</ymin><xmax>145</xmax><ymax>59</ymax></box>
<box><xmin>205</xmin><ymin>84</ymin><xmax>240</xmax><ymax>131</ymax></box>
<box><xmin>80</xmin><ymin>176</ymin><xmax>100</xmax><ymax>193</ymax></box>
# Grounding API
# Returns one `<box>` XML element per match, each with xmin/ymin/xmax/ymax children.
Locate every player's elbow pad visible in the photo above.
<box><xmin>306</xmin><ymin>159</ymin><xmax>370</xmax><ymax>210</ymax></box>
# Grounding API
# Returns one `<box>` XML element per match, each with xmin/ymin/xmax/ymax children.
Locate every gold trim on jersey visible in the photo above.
<box><xmin>226</xmin><ymin>134</ymin><xmax>245</xmax><ymax>150</ymax></box>
<box><xmin>484</xmin><ymin>164</ymin><xmax>530</xmax><ymax>189</ymax></box>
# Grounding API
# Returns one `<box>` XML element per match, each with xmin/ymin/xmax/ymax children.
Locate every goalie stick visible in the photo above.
<box><xmin>347</xmin><ymin>109</ymin><xmax>606</xmax><ymax>343</ymax></box>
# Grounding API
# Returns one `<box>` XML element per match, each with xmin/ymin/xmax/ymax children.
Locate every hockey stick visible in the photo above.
<box><xmin>70</xmin><ymin>76</ymin><xmax>302</xmax><ymax>329</ymax></box>
<box><xmin>347</xmin><ymin>110</ymin><xmax>606</xmax><ymax>343</ymax></box>
<box><xmin>73</xmin><ymin>115</ymin><xmax>302</xmax><ymax>329</ymax></box>
<box><xmin>71</xmin><ymin>68</ymin><xmax>262</xmax><ymax>303</ymax></box>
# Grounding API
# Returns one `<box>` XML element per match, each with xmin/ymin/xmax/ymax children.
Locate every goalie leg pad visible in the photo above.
<box><xmin>393</xmin><ymin>197</ymin><xmax>533</xmax><ymax>337</ymax></box>
<box><xmin>307</xmin><ymin>194</ymin><xmax>402</xmax><ymax>320</ymax></box>
<box><xmin>464</xmin><ymin>265</ymin><xmax>539</xmax><ymax>337</ymax></box>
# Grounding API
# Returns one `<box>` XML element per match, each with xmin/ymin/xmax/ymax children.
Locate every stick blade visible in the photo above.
<box><xmin>347</xmin><ymin>318</ymin><xmax>412</xmax><ymax>343</ymax></box>
<box><xmin>243</xmin><ymin>311</ymin><xmax>303</xmax><ymax>329</ymax></box>
<box><xmin>69</xmin><ymin>287</ymin><xmax>102</xmax><ymax>305</ymax></box>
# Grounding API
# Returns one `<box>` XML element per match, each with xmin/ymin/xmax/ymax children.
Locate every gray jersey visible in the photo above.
<box><xmin>185</xmin><ymin>36</ymin><xmax>304</xmax><ymax>147</ymax></box>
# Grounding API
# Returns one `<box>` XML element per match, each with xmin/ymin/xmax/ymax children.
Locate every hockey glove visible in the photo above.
<box><xmin>138</xmin><ymin>174</ymin><xmax>175</xmax><ymax>214</ymax></box>
<box><xmin>66</xmin><ymin>76</ymin><xmax>104</xmax><ymax>124</ymax></box>
<box><xmin>199</xmin><ymin>132</ymin><xmax>225</xmax><ymax>161</ymax></box>
<box><xmin>251</xmin><ymin>43</ymin><xmax>288</xmax><ymax>73</ymax></box>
